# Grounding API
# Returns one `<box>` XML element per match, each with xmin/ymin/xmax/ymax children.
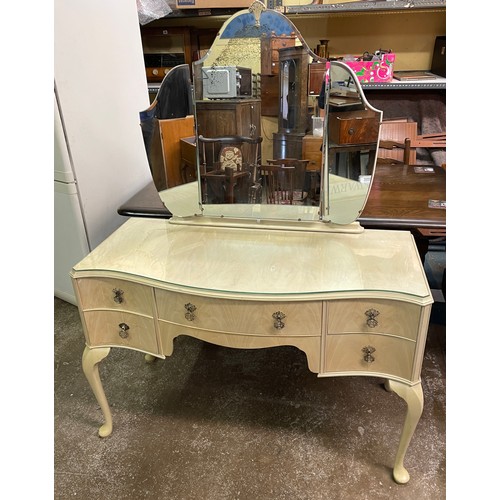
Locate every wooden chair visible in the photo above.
<box><xmin>377</xmin><ymin>119</ymin><xmax>446</xmax><ymax>166</ymax></box>
<box><xmin>377</xmin><ymin>120</ymin><xmax>417</xmax><ymax>165</ymax></box>
<box><xmin>378</xmin><ymin>137</ymin><xmax>413</xmax><ymax>165</ymax></box>
<box><xmin>260</xmin><ymin>159</ymin><xmax>309</xmax><ymax>205</ymax></box>
<box><xmin>198</xmin><ymin>135</ymin><xmax>262</xmax><ymax>204</ymax></box>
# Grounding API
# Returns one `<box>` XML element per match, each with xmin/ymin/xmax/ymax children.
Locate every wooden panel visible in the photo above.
<box><xmin>260</xmin><ymin>75</ymin><xmax>279</xmax><ymax>116</ymax></box>
<box><xmin>302</xmin><ymin>135</ymin><xmax>323</xmax><ymax>171</ymax></box>
<box><xmin>158</xmin><ymin>115</ymin><xmax>195</xmax><ymax>188</ymax></box>
<box><xmin>308</xmin><ymin>62</ymin><xmax>326</xmax><ymax>96</ymax></box>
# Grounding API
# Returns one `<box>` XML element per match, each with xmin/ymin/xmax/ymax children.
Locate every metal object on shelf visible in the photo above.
<box><xmin>285</xmin><ymin>0</ymin><xmax>446</xmax><ymax>15</ymax></box>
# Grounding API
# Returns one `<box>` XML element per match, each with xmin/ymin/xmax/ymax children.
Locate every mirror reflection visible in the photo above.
<box><xmin>157</xmin><ymin>1</ymin><xmax>382</xmax><ymax>227</ymax></box>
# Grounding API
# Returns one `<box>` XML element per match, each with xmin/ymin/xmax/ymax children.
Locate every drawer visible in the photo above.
<box><xmin>326</xmin><ymin>299</ymin><xmax>421</xmax><ymax>341</ymax></box>
<box><xmin>329</xmin><ymin>111</ymin><xmax>379</xmax><ymax>145</ymax></box>
<box><xmin>75</xmin><ymin>278</ymin><xmax>154</xmax><ymax>315</ymax></box>
<box><xmin>83</xmin><ymin>310</ymin><xmax>159</xmax><ymax>354</ymax></box>
<box><xmin>155</xmin><ymin>290</ymin><xmax>322</xmax><ymax>337</ymax></box>
<box><xmin>324</xmin><ymin>334</ymin><xmax>415</xmax><ymax>380</ymax></box>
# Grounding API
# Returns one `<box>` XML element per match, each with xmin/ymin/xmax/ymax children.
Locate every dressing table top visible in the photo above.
<box><xmin>73</xmin><ymin>217</ymin><xmax>431</xmax><ymax>302</ymax></box>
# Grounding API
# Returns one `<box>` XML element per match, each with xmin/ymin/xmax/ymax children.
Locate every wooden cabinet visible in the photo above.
<box><xmin>302</xmin><ymin>135</ymin><xmax>323</xmax><ymax>171</ymax></box>
<box><xmin>277</xmin><ymin>46</ymin><xmax>310</xmax><ymax>134</ymax></box>
<box><xmin>195</xmin><ymin>99</ymin><xmax>261</xmax><ymax>139</ymax></box>
<box><xmin>308</xmin><ymin>62</ymin><xmax>326</xmax><ymax>96</ymax></box>
<box><xmin>261</xmin><ymin>33</ymin><xmax>297</xmax><ymax>76</ymax></box>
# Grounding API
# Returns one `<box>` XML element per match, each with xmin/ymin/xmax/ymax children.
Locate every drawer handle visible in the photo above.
<box><xmin>348</xmin><ymin>127</ymin><xmax>355</xmax><ymax>135</ymax></box>
<box><xmin>113</xmin><ymin>288</ymin><xmax>124</xmax><ymax>304</ymax></box>
<box><xmin>272</xmin><ymin>311</ymin><xmax>286</xmax><ymax>330</ymax></box>
<box><xmin>184</xmin><ymin>303</ymin><xmax>197</xmax><ymax>321</ymax></box>
<box><xmin>365</xmin><ymin>308</ymin><xmax>380</xmax><ymax>328</ymax></box>
<box><xmin>362</xmin><ymin>345</ymin><xmax>376</xmax><ymax>363</ymax></box>
<box><xmin>118</xmin><ymin>322</ymin><xmax>130</xmax><ymax>339</ymax></box>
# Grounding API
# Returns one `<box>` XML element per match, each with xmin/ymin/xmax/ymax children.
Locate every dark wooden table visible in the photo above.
<box><xmin>358</xmin><ymin>163</ymin><xmax>446</xmax><ymax>261</ymax></box>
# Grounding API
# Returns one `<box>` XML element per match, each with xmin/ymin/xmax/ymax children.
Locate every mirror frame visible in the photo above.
<box><xmin>162</xmin><ymin>1</ymin><xmax>382</xmax><ymax>231</ymax></box>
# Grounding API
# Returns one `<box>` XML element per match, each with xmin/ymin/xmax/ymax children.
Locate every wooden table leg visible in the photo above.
<box><xmin>384</xmin><ymin>379</ymin><xmax>424</xmax><ymax>484</ymax></box>
<box><xmin>82</xmin><ymin>346</ymin><xmax>112</xmax><ymax>438</ymax></box>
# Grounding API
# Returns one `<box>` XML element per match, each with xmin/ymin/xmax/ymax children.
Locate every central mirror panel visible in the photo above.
<box><xmin>188</xmin><ymin>1</ymin><xmax>382</xmax><ymax>226</ymax></box>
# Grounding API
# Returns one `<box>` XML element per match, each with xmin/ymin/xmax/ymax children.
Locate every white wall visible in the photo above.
<box><xmin>54</xmin><ymin>0</ymin><xmax>153</xmax><ymax>250</ymax></box>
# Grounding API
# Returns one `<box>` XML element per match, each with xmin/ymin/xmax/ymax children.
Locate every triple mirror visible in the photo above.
<box><xmin>162</xmin><ymin>1</ymin><xmax>382</xmax><ymax>227</ymax></box>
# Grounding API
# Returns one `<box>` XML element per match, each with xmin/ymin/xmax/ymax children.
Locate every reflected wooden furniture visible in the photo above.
<box><xmin>71</xmin><ymin>217</ymin><xmax>433</xmax><ymax>485</ymax></box>
<box><xmin>377</xmin><ymin>120</ymin><xmax>417</xmax><ymax>165</ymax></box>
<box><xmin>199</xmin><ymin>135</ymin><xmax>262</xmax><ymax>204</ymax></box>
<box><xmin>264</xmin><ymin>158</ymin><xmax>309</xmax><ymax>204</ymax></box>
<box><xmin>179</xmin><ymin>136</ymin><xmax>197</xmax><ymax>184</ymax></box>
<box><xmin>195</xmin><ymin>99</ymin><xmax>261</xmax><ymax>139</ymax></box>
<box><xmin>157</xmin><ymin>115</ymin><xmax>195</xmax><ymax>188</ymax></box>
<box><xmin>328</xmin><ymin>109</ymin><xmax>379</xmax><ymax>178</ymax></box>
<box><xmin>359</xmin><ymin>163</ymin><xmax>446</xmax><ymax>261</ymax></box>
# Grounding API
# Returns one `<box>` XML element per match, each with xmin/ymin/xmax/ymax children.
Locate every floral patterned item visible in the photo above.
<box><xmin>343</xmin><ymin>53</ymin><xmax>395</xmax><ymax>83</ymax></box>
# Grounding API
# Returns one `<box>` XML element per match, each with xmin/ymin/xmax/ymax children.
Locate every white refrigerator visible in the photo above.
<box><xmin>54</xmin><ymin>95</ymin><xmax>90</xmax><ymax>304</ymax></box>
<box><xmin>54</xmin><ymin>0</ymin><xmax>153</xmax><ymax>304</ymax></box>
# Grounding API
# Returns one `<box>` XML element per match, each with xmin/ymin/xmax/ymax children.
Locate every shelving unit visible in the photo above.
<box><xmin>362</xmin><ymin>77</ymin><xmax>446</xmax><ymax>90</ymax></box>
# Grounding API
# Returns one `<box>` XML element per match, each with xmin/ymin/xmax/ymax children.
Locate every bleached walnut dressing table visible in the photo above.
<box><xmin>71</xmin><ymin>3</ymin><xmax>433</xmax><ymax>485</ymax></box>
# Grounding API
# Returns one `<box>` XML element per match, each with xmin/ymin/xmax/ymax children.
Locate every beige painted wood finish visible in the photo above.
<box><xmin>71</xmin><ymin>216</ymin><xmax>433</xmax><ymax>484</ymax></box>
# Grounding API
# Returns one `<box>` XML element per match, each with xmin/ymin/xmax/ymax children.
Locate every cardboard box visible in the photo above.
<box><xmin>176</xmin><ymin>0</ymin><xmax>251</xmax><ymax>9</ymax></box>
<box><xmin>343</xmin><ymin>53</ymin><xmax>395</xmax><ymax>83</ymax></box>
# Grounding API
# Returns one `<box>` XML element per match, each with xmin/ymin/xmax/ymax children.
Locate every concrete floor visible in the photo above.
<box><xmin>54</xmin><ymin>249</ymin><xmax>446</xmax><ymax>500</ymax></box>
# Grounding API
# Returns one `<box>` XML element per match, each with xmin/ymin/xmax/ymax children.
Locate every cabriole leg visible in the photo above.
<box><xmin>385</xmin><ymin>380</ymin><xmax>424</xmax><ymax>484</ymax></box>
<box><xmin>82</xmin><ymin>346</ymin><xmax>112</xmax><ymax>438</ymax></box>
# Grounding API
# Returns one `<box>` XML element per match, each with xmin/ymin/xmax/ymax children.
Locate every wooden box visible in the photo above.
<box><xmin>329</xmin><ymin>110</ymin><xmax>379</xmax><ymax>145</ymax></box>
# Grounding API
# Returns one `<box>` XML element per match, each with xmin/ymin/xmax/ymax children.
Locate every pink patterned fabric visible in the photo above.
<box><xmin>344</xmin><ymin>53</ymin><xmax>395</xmax><ymax>83</ymax></box>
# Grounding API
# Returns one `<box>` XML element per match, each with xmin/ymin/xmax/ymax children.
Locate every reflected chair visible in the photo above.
<box><xmin>377</xmin><ymin>119</ymin><xmax>417</xmax><ymax>165</ymax></box>
<box><xmin>260</xmin><ymin>159</ymin><xmax>309</xmax><ymax>205</ymax></box>
<box><xmin>198</xmin><ymin>135</ymin><xmax>262</xmax><ymax>204</ymax></box>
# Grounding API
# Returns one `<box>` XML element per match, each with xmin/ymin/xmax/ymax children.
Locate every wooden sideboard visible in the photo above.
<box><xmin>71</xmin><ymin>217</ymin><xmax>433</xmax><ymax>484</ymax></box>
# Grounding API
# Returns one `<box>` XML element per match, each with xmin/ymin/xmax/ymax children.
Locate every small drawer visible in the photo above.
<box><xmin>324</xmin><ymin>334</ymin><xmax>415</xmax><ymax>380</ymax></box>
<box><xmin>329</xmin><ymin>111</ymin><xmax>379</xmax><ymax>145</ymax></box>
<box><xmin>155</xmin><ymin>290</ymin><xmax>322</xmax><ymax>337</ymax></box>
<box><xmin>83</xmin><ymin>310</ymin><xmax>158</xmax><ymax>354</ymax></box>
<box><xmin>326</xmin><ymin>299</ymin><xmax>421</xmax><ymax>341</ymax></box>
<box><xmin>75</xmin><ymin>278</ymin><xmax>154</xmax><ymax>315</ymax></box>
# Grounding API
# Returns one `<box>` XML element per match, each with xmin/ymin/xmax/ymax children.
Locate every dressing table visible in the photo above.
<box><xmin>71</xmin><ymin>2</ymin><xmax>433</xmax><ymax>485</ymax></box>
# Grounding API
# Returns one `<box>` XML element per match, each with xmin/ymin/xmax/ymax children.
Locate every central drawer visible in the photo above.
<box><xmin>155</xmin><ymin>290</ymin><xmax>322</xmax><ymax>336</ymax></box>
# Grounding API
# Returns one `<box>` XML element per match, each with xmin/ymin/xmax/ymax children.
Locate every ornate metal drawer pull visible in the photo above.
<box><xmin>272</xmin><ymin>311</ymin><xmax>286</xmax><ymax>330</ymax></box>
<box><xmin>362</xmin><ymin>345</ymin><xmax>376</xmax><ymax>363</ymax></box>
<box><xmin>118</xmin><ymin>322</ymin><xmax>130</xmax><ymax>339</ymax></box>
<box><xmin>113</xmin><ymin>288</ymin><xmax>124</xmax><ymax>304</ymax></box>
<box><xmin>365</xmin><ymin>308</ymin><xmax>380</xmax><ymax>328</ymax></box>
<box><xmin>184</xmin><ymin>303</ymin><xmax>197</xmax><ymax>321</ymax></box>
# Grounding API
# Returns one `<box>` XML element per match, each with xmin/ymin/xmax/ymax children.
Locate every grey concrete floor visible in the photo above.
<box><xmin>54</xmin><ymin>250</ymin><xmax>446</xmax><ymax>500</ymax></box>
